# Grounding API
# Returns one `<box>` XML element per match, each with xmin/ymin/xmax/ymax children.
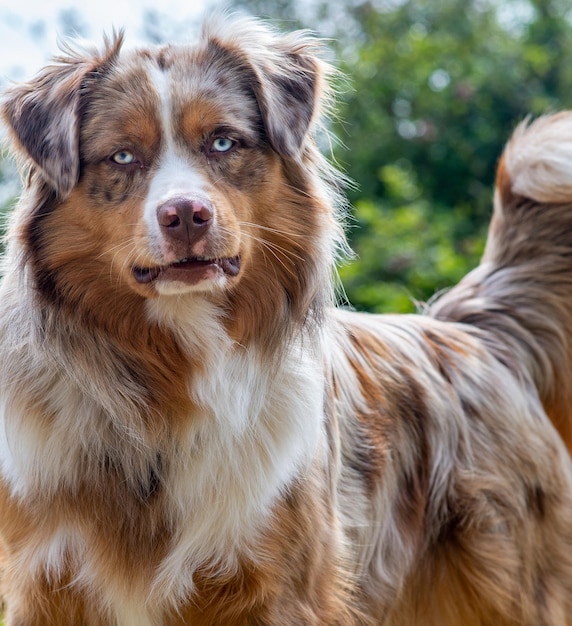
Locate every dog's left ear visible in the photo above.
<box><xmin>249</xmin><ymin>46</ymin><xmax>322</xmax><ymax>159</ymax></box>
<box><xmin>1</xmin><ymin>35</ymin><xmax>123</xmax><ymax>197</ymax></box>
<box><xmin>205</xmin><ymin>17</ymin><xmax>330</xmax><ymax>159</ymax></box>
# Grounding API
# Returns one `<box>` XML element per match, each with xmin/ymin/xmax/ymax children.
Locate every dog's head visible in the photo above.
<box><xmin>2</xmin><ymin>15</ymin><xmax>343</xmax><ymax>339</ymax></box>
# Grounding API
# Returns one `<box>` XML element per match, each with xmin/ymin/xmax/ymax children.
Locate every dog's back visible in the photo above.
<box><xmin>331</xmin><ymin>307</ymin><xmax>572</xmax><ymax>624</ymax></box>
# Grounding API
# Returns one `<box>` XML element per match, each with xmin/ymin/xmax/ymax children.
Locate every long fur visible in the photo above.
<box><xmin>0</xmin><ymin>13</ymin><xmax>571</xmax><ymax>626</ymax></box>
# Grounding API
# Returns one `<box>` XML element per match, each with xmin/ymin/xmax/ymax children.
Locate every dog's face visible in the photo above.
<box><xmin>77</xmin><ymin>42</ymin><xmax>269</xmax><ymax>298</ymax></box>
<box><xmin>2</xmin><ymin>18</ymin><xmax>335</xmax><ymax>311</ymax></box>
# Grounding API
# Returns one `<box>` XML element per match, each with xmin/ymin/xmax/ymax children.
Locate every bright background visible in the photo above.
<box><xmin>0</xmin><ymin>0</ymin><xmax>210</xmax><ymax>83</ymax></box>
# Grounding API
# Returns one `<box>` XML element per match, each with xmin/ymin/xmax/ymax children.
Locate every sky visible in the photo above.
<box><xmin>0</xmin><ymin>0</ymin><xmax>212</xmax><ymax>84</ymax></box>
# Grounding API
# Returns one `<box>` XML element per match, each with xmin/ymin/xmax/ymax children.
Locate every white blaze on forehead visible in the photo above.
<box><xmin>143</xmin><ymin>60</ymin><xmax>211</xmax><ymax>261</ymax></box>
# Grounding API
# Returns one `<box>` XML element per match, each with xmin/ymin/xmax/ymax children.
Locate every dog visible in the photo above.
<box><xmin>0</xmin><ymin>12</ymin><xmax>571</xmax><ymax>626</ymax></box>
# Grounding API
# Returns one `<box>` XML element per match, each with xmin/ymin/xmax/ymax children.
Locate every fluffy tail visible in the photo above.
<box><xmin>429</xmin><ymin>112</ymin><xmax>572</xmax><ymax>452</ymax></box>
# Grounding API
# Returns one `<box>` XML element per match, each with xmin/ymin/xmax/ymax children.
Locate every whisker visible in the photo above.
<box><xmin>238</xmin><ymin>221</ymin><xmax>309</xmax><ymax>241</ymax></box>
<box><xmin>96</xmin><ymin>240</ymin><xmax>136</xmax><ymax>261</ymax></box>
<box><xmin>216</xmin><ymin>223</ymin><xmax>306</xmax><ymax>267</ymax></box>
<box><xmin>238</xmin><ymin>233</ymin><xmax>300</xmax><ymax>276</ymax></box>
<box><xmin>219</xmin><ymin>223</ymin><xmax>307</xmax><ymax>262</ymax></box>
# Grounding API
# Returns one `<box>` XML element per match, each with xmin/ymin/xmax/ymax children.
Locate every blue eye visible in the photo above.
<box><xmin>111</xmin><ymin>150</ymin><xmax>136</xmax><ymax>165</ymax></box>
<box><xmin>211</xmin><ymin>137</ymin><xmax>235</xmax><ymax>153</ymax></box>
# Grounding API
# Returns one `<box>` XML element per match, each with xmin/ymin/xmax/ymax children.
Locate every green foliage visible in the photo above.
<box><xmin>0</xmin><ymin>157</ymin><xmax>19</xmax><ymax>258</ymax></box>
<box><xmin>339</xmin><ymin>163</ymin><xmax>485</xmax><ymax>313</ymax></box>
<box><xmin>0</xmin><ymin>195</ymin><xmax>16</xmax><ymax>261</ymax></box>
<box><xmin>331</xmin><ymin>0</ymin><xmax>572</xmax><ymax>312</ymax></box>
<box><xmin>0</xmin><ymin>199</ymin><xmax>12</xmax><ymax>253</ymax></box>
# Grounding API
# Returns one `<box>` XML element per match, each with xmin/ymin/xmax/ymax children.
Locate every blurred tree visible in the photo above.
<box><xmin>0</xmin><ymin>200</ymin><xmax>14</xmax><ymax>256</ymax></box>
<box><xmin>0</xmin><ymin>157</ymin><xmax>20</xmax><ymax>256</ymax></box>
<box><xmin>58</xmin><ymin>8</ymin><xmax>89</xmax><ymax>38</ymax></box>
<box><xmin>334</xmin><ymin>0</ymin><xmax>572</xmax><ymax>311</ymax></box>
<box><xmin>231</xmin><ymin>0</ymin><xmax>572</xmax><ymax>312</ymax></box>
<box><xmin>227</xmin><ymin>0</ymin><xmax>303</xmax><ymax>28</ymax></box>
<box><xmin>141</xmin><ymin>9</ymin><xmax>202</xmax><ymax>45</ymax></box>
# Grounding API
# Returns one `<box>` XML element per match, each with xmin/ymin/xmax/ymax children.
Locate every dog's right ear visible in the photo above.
<box><xmin>1</xmin><ymin>34</ymin><xmax>123</xmax><ymax>198</ymax></box>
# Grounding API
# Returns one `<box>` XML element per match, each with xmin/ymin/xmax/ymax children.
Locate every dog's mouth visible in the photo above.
<box><xmin>133</xmin><ymin>256</ymin><xmax>241</xmax><ymax>285</ymax></box>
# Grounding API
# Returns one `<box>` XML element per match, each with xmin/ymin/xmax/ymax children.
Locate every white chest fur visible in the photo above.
<box><xmin>154</xmin><ymin>341</ymin><xmax>325</xmax><ymax>598</ymax></box>
<box><xmin>0</xmin><ymin>306</ymin><xmax>326</xmax><ymax>621</ymax></box>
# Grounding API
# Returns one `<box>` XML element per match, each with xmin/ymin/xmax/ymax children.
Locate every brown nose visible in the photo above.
<box><xmin>157</xmin><ymin>197</ymin><xmax>213</xmax><ymax>244</ymax></box>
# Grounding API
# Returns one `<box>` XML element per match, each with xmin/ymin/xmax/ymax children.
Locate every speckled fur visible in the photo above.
<box><xmin>0</xmin><ymin>14</ymin><xmax>571</xmax><ymax>626</ymax></box>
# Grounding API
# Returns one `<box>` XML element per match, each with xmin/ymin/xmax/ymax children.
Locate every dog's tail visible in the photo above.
<box><xmin>428</xmin><ymin>112</ymin><xmax>572</xmax><ymax>452</ymax></box>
